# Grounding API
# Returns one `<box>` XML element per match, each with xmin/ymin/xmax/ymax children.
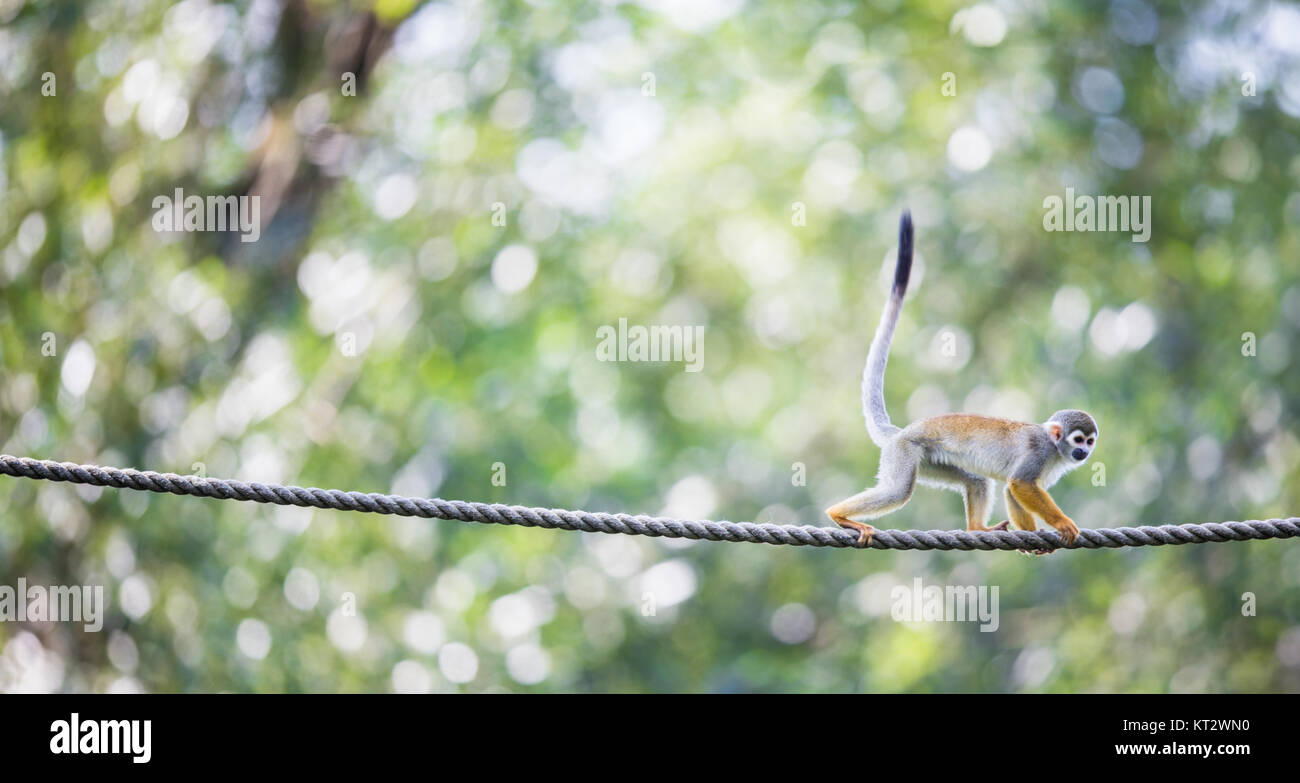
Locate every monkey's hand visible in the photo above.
<box><xmin>1020</xmin><ymin>517</ymin><xmax>1078</xmax><ymax>555</ymax></box>
<box><xmin>1049</xmin><ymin>516</ymin><xmax>1080</xmax><ymax>547</ymax></box>
<box><xmin>1013</xmin><ymin>518</ymin><xmax>1077</xmax><ymax>555</ymax></box>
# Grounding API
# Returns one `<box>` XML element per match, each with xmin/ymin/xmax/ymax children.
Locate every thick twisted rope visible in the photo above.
<box><xmin>0</xmin><ymin>455</ymin><xmax>1296</xmax><ymax>551</ymax></box>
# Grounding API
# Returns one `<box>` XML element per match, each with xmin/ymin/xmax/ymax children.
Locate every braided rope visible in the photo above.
<box><xmin>0</xmin><ymin>455</ymin><xmax>1296</xmax><ymax>551</ymax></box>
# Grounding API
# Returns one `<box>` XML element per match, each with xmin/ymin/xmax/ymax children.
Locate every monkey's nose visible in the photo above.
<box><xmin>1072</xmin><ymin>448</ymin><xmax>1086</xmax><ymax>460</ymax></box>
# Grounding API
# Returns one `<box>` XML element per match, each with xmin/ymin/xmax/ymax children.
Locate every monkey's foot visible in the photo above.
<box><xmin>850</xmin><ymin>523</ymin><xmax>875</xmax><ymax>548</ymax></box>
<box><xmin>1018</xmin><ymin>548</ymin><xmax>1055</xmax><ymax>556</ymax></box>
<box><xmin>973</xmin><ymin>520</ymin><xmax>1010</xmax><ymax>533</ymax></box>
<box><xmin>830</xmin><ymin>516</ymin><xmax>875</xmax><ymax>548</ymax></box>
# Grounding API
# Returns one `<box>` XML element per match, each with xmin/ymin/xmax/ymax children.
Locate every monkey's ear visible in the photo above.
<box><xmin>1047</xmin><ymin>422</ymin><xmax>1063</xmax><ymax>442</ymax></box>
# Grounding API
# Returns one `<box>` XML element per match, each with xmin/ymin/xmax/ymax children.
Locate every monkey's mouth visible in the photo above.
<box><xmin>1071</xmin><ymin>449</ymin><xmax>1087</xmax><ymax>461</ymax></box>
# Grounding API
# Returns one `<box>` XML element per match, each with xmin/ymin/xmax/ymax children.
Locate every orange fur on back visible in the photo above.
<box><xmin>906</xmin><ymin>414</ymin><xmax>1040</xmax><ymax>482</ymax></box>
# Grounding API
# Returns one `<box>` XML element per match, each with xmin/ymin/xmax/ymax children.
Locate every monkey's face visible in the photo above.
<box><xmin>1047</xmin><ymin>410</ymin><xmax>1098</xmax><ymax>464</ymax></box>
<box><xmin>1061</xmin><ymin>428</ymin><xmax>1097</xmax><ymax>462</ymax></box>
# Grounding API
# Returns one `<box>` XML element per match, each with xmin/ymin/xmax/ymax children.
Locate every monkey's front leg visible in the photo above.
<box><xmin>1007</xmin><ymin>479</ymin><xmax>1080</xmax><ymax>553</ymax></box>
<box><xmin>1004</xmin><ymin>486</ymin><xmax>1051</xmax><ymax>555</ymax></box>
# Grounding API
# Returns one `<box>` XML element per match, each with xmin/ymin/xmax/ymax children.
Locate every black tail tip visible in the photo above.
<box><xmin>894</xmin><ymin>209</ymin><xmax>913</xmax><ymax>294</ymax></box>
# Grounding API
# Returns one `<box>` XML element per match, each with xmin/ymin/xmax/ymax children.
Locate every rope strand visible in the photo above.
<box><xmin>1</xmin><ymin>455</ymin><xmax>1296</xmax><ymax>551</ymax></box>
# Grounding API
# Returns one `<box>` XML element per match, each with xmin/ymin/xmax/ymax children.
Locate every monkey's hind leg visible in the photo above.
<box><xmin>919</xmin><ymin>464</ymin><xmax>1007</xmax><ymax>533</ymax></box>
<box><xmin>826</xmin><ymin>441</ymin><xmax>919</xmax><ymax>547</ymax></box>
<box><xmin>965</xmin><ymin>477</ymin><xmax>1010</xmax><ymax>533</ymax></box>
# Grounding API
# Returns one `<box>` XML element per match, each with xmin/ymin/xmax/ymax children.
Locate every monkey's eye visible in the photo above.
<box><xmin>1086</xmin><ymin>437</ymin><xmax>1095</xmax><ymax>446</ymax></box>
<box><xmin>1072</xmin><ymin>435</ymin><xmax>1084</xmax><ymax>444</ymax></box>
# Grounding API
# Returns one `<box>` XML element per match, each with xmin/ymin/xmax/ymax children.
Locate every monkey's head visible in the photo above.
<box><xmin>1045</xmin><ymin>409</ymin><xmax>1098</xmax><ymax>464</ymax></box>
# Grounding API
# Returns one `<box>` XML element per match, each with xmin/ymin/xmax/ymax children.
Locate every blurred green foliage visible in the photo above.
<box><xmin>1</xmin><ymin>0</ymin><xmax>1299</xmax><ymax>692</ymax></box>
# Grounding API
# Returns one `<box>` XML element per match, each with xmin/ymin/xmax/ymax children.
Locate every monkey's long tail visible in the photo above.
<box><xmin>862</xmin><ymin>210</ymin><xmax>913</xmax><ymax>447</ymax></box>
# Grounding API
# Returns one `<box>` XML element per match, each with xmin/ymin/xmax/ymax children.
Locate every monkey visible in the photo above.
<box><xmin>825</xmin><ymin>211</ymin><xmax>1098</xmax><ymax>553</ymax></box>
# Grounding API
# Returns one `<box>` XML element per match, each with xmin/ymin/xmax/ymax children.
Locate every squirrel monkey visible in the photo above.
<box><xmin>825</xmin><ymin>211</ymin><xmax>1098</xmax><ymax>552</ymax></box>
